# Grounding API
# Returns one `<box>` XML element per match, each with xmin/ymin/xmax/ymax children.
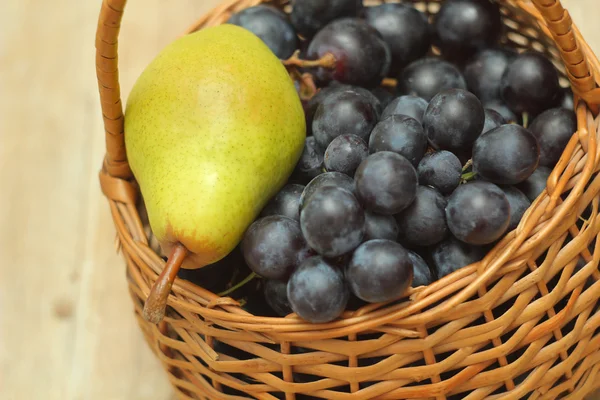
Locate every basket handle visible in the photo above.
<box><xmin>95</xmin><ymin>0</ymin><xmax>598</xmax><ymax>180</ymax></box>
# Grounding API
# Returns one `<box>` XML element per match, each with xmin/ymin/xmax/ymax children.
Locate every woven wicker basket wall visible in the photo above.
<box><xmin>96</xmin><ymin>0</ymin><xmax>600</xmax><ymax>398</ymax></box>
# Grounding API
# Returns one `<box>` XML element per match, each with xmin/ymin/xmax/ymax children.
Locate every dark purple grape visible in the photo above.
<box><xmin>299</xmin><ymin>171</ymin><xmax>355</xmax><ymax>209</ymax></box>
<box><xmin>365</xmin><ymin>3</ymin><xmax>431</xmax><ymax>75</ymax></box>
<box><xmin>228</xmin><ymin>5</ymin><xmax>297</xmax><ymax>59</ymax></box>
<box><xmin>242</xmin><ymin>216</ymin><xmax>307</xmax><ymax>280</ymax></box>
<box><xmin>313</xmin><ymin>89</ymin><xmax>379</xmax><ymax>150</ymax></box>
<box><xmin>307</xmin><ymin>18</ymin><xmax>391</xmax><ymax>88</ymax></box>
<box><xmin>290</xmin><ymin>0</ymin><xmax>363</xmax><ymax>38</ymax></box>
<box><xmin>381</xmin><ymin>95</ymin><xmax>429</xmax><ymax>123</ymax></box>
<box><xmin>501</xmin><ymin>186</ymin><xmax>531</xmax><ymax>231</ymax></box>
<box><xmin>433</xmin><ymin>0</ymin><xmax>502</xmax><ymax>60</ymax></box>
<box><xmin>371</xmin><ymin>87</ymin><xmax>396</xmax><ymax>109</ymax></box>
<box><xmin>396</xmin><ymin>186</ymin><xmax>448</xmax><ymax>247</ymax></box>
<box><xmin>355</xmin><ymin>152</ymin><xmax>418</xmax><ymax>215</ymax></box>
<box><xmin>516</xmin><ymin>166</ymin><xmax>552</xmax><ymax>201</ymax></box>
<box><xmin>482</xmin><ymin>108</ymin><xmax>506</xmax><ymax>135</ymax></box>
<box><xmin>287</xmin><ymin>256</ymin><xmax>349</xmax><ymax>323</ymax></box>
<box><xmin>324</xmin><ymin>134</ymin><xmax>369</xmax><ymax>176</ymax></box>
<box><xmin>408</xmin><ymin>251</ymin><xmax>433</xmax><ymax>287</ymax></box>
<box><xmin>473</xmin><ymin>124</ymin><xmax>540</xmax><ymax>185</ymax></box>
<box><xmin>364</xmin><ymin>211</ymin><xmax>399</xmax><ymax>241</ymax></box>
<box><xmin>292</xmin><ymin>137</ymin><xmax>324</xmax><ymax>184</ymax></box>
<box><xmin>529</xmin><ymin>108</ymin><xmax>576</xmax><ymax>167</ymax></box>
<box><xmin>500</xmin><ymin>52</ymin><xmax>561</xmax><ymax>115</ymax></box>
<box><xmin>368</xmin><ymin>115</ymin><xmax>428</xmax><ymax>167</ymax></box>
<box><xmin>483</xmin><ymin>101</ymin><xmax>519</xmax><ymax>124</ymax></box>
<box><xmin>417</xmin><ymin>150</ymin><xmax>462</xmax><ymax>195</ymax></box>
<box><xmin>431</xmin><ymin>236</ymin><xmax>486</xmax><ymax>279</ymax></box>
<box><xmin>346</xmin><ymin>240</ymin><xmax>413</xmax><ymax>303</ymax></box>
<box><xmin>300</xmin><ymin>186</ymin><xmax>365</xmax><ymax>257</ymax></box>
<box><xmin>261</xmin><ymin>184</ymin><xmax>305</xmax><ymax>221</ymax></box>
<box><xmin>463</xmin><ymin>48</ymin><xmax>517</xmax><ymax>102</ymax></box>
<box><xmin>559</xmin><ymin>88</ymin><xmax>575</xmax><ymax>111</ymax></box>
<box><xmin>446</xmin><ymin>181</ymin><xmax>510</xmax><ymax>245</ymax></box>
<box><xmin>397</xmin><ymin>57</ymin><xmax>467</xmax><ymax>101</ymax></box>
<box><xmin>263</xmin><ymin>279</ymin><xmax>293</xmax><ymax>317</ymax></box>
<box><xmin>423</xmin><ymin>88</ymin><xmax>485</xmax><ymax>152</ymax></box>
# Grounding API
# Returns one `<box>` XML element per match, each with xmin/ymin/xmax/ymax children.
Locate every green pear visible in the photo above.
<box><xmin>124</xmin><ymin>24</ymin><xmax>306</xmax><ymax>322</ymax></box>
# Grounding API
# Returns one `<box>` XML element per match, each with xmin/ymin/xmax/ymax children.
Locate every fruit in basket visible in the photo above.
<box><xmin>431</xmin><ymin>237</ymin><xmax>486</xmax><ymax>279</ymax></box>
<box><xmin>364</xmin><ymin>211</ymin><xmax>399</xmax><ymax>242</ymax></box>
<box><xmin>260</xmin><ymin>184</ymin><xmax>305</xmax><ymax>221</ymax></box>
<box><xmin>227</xmin><ymin>5</ymin><xmax>297</xmax><ymax>59</ymax></box>
<box><xmin>290</xmin><ymin>0</ymin><xmax>363</xmax><ymax>39</ymax></box>
<box><xmin>464</xmin><ymin>48</ymin><xmax>516</xmax><ymax>102</ymax></box>
<box><xmin>516</xmin><ymin>166</ymin><xmax>552</xmax><ymax>201</ymax></box>
<box><xmin>381</xmin><ymin>95</ymin><xmax>429</xmax><ymax>123</ymax></box>
<box><xmin>263</xmin><ymin>279</ymin><xmax>293</xmax><ymax>317</ymax></box>
<box><xmin>346</xmin><ymin>239</ymin><xmax>414</xmax><ymax>303</ymax></box>
<box><xmin>417</xmin><ymin>151</ymin><xmax>462</xmax><ymax>195</ymax></box>
<box><xmin>396</xmin><ymin>186</ymin><xmax>448</xmax><ymax>247</ymax></box>
<box><xmin>299</xmin><ymin>172</ymin><xmax>355</xmax><ymax>209</ymax></box>
<box><xmin>324</xmin><ymin>134</ymin><xmax>369</xmax><ymax>176</ymax></box>
<box><xmin>500</xmin><ymin>51</ymin><xmax>561</xmax><ymax>115</ymax></box>
<box><xmin>307</xmin><ymin>18</ymin><xmax>391</xmax><ymax>88</ymax></box>
<box><xmin>472</xmin><ymin>124</ymin><xmax>540</xmax><ymax>185</ymax></box>
<box><xmin>369</xmin><ymin>115</ymin><xmax>428</xmax><ymax>167</ymax></box>
<box><xmin>482</xmin><ymin>108</ymin><xmax>506</xmax><ymax>135</ymax></box>
<box><xmin>397</xmin><ymin>57</ymin><xmax>467</xmax><ymax>101</ymax></box>
<box><xmin>365</xmin><ymin>3</ymin><xmax>431</xmax><ymax>75</ymax></box>
<box><xmin>292</xmin><ymin>136</ymin><xmax>324</xmax><ymax>183</ymax></box>
<box><xmin>501</xmin><ymin>186</ymin><xmax>531</xmax><ymax>232</ymax></box>
<box><xmin>446</xmin><ymin>181</ymin><xmax>510</xmax><ymax>245</ymax></box>
<box><xmin>125</xmin><ymin>25</ymin><xmax>305</xmax><ymax>323</ymax></box>
<box><xmin>433</xmin><ymin>0</ymin><xmax>502</xmax><ymax>61</ymax></box>
<box><xmin>287</xmin><ymin>256</ymin><xmax>349</xmax><ymax>323</ymax></box>
<box><xmin>528</xmin><ymin>108</ymin><xmax>577</xmax><ymax>167</ymax></box>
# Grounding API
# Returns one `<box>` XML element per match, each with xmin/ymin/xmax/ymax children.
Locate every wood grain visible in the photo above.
<box><xmin>0</xmin><ymin>1</ymin><xmax>599</xmax><ymax>399</ymax></box>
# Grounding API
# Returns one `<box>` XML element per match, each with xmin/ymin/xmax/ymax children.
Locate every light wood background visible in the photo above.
<box><xmin>1</xmin><ymin>1</ymin><xmax>599</xmax><ymax>399</ymax></box>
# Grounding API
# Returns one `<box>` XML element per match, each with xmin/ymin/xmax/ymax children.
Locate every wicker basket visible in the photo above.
<box><xmin>96</xmin><ymin>0</ymin><xmax>600</xmax><ymax>398</ymax></box>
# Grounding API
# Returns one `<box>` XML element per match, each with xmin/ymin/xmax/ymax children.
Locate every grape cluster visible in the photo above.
<box><xmin>220</xmin><ymin>0</ymin><xmax>576</xmax><ymax>324</ymax></box>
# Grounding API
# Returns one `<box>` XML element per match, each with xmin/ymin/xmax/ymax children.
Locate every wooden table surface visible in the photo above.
<box><xmin>2</xmin><ymin>1</ymin><xmax>600</xmax><ymax>399</ymax></box>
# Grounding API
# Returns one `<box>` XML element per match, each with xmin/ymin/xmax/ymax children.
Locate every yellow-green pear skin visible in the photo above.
<box><xmin>125</xmin><ymin>24</ymin><xmax>306</xmax><ymax>270</ymax></box>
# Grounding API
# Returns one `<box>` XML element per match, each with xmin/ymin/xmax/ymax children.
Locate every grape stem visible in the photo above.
<box><xmin>282</xmin><ymin>50</ymin><xmax>337</xmax><ymax>69</ymax></box>
<box><xmin>522</xmin><ymin>112</ymin><xmax>529</xmax><ymax>129</ymax></box>
<box><xmin>381</xmin><ymin>78</ymin><xmax>397</xmax><ymax>88</ymax></box>
<box><xmin>218</xmin><ymin>272</ymin><xmax>259</xmax><ymax>297</ymax></box>
<box><xmin>461</xmin><ymin>171</ymin><xmax>478</xmax><ymax>182</ymax></box>
<box><xmin>462</xmin><ymin>159</ymin><xmax>473</xmax><ymax>173</ymax></box>
<box><xmin>289</xmin><ymin>68</ymin><xmax>318</xmax><ymax>100</ymax></box>
<box><xmin>143</xmin><ymin>243</ymin><xmax>189</xmax><ymax>324</ymax></box>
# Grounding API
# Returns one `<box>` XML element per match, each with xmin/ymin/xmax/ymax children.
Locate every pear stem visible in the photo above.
<box><xmin>218</xmin><ymin>272</ymin><xmax>258</xmax><ymax>297</ymax></box>
<box><xmin>282</xmin><ymin>50</ymin><xmax>337</xmax><ymax>69</ymax></box>
<box><xmin>143</xmin><ymin>243</ymin><xmax>188</xmax><ymax>324</ymax></box>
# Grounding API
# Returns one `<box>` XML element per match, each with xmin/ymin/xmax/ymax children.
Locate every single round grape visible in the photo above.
<box><xmin>365</xmin><ymin>3</ymin><xmax>430</xmax><ymax>75</ymax></box>
<box><xmin>368</xmin><ymin>115</ymin><xmax>428</xmax><ymax>167</ymax></box>
<box><xmin>261</xmin><ymin>184</ymin><xmax>305</xmax><ymax>221</ymax></box>
<box><xmin>446</xmin><ymin>181</ymin><xmax>510</xmax><ymax>245</ymax></box>
<box><xmin>355</xmin><ymin>152</ymin><xmax>418</xmax><ymax>215</ymax></box>
<box><xmin>482</xmin><ymin>108</ymin><xmax>506</xmax><ymax>135</ymax></box>
<box><xmin>242</xmin><ymin>216</ymin><xmax>307</xmax><ymax>280</ymax></box>
<box><xmin>559</xmin><ymin>88</ymin><xmax>574</xmax><ymax>111</ymax></box>
<box><xmin>292</xmin><ymin>136</ymin><xmax>324</xmax><ymax>184</ymax></box>
<box><xmin>228</xmin><ymin>5</ymin><xmax>297</xmax><ymax>59</ymax></box>
<box><xmin>396</xmin><ymin>186</ymin><xmax>448</xmax><ymax>247</ymax></box>
<box><xmin>483</xmin><ymin>100</ymin><xmax>519</xmax><ymax>124</ymax></box>
<box><xmin>381</xmin><ymin>95</ymin><xmax>429</xmax><ymax>123</ymax></box>
<box><xmin>529</xmin><ymin>108</ymin><xmax>576</xmax><ymax>167</ymax></box>
<box><xmin>397</xmin><ymin>57</ymin><xmax>467</xmax><ymax>101</ymax></box>
<box><xmin>516</xmin><ymin>166</ymin><xmax>552</xmax><ymax>201</ymax></box>
<box><xmin>371</xmin><ymin>87</ymin><xmax>396</xmax><ymax>109</ymax></box>
<box><xmin>307</xmin><ymin>18</ymin><xmax>391</xmax><ymax>88</ymax></box>
<box><xmin>364</xmin><ymin>211</ymin><xmax>399</xmax><ymax>241</ymax></box>
<box><xmin>433</xmin><ymin>0</ymin><xmax>502</xmax><ymax>60</ymax></box>
<box><xmin>423</xmin><ymin>88</ymin><xmax>485</xmax><ymax>152</ymax></box>
<box><xmin>324</xmin><ymin>134</ymin><xmax>369</xmax><ymax>176</ymax></box>
<box><xmin>417</xmin><ymin>150</ymin><xmax>462</xmax><ymax>195</ymax></box>
<box><xmin>501</xmin><ymin>186</ymin><xmax>531</xmax><ymax>232</ymax></box>
<box><xmin>263</xmin><ymin>279</ymin><xmax>293</xmax><ymax>317</ymax></box>
<box><xmin>464</xmin><ymin>48</ymin><xmax>517</xmax><ymax>102</ymax></box>
<box><xmin>290</xmin><ymin>0</ymin><xmax>363</xmax><ymax>38</ymax></box>
<box><xmin>500</xmin><ymin>51</ymin><xmax>561</xmax><ymax>115</ymax></box>
<box><xmin>346</xmin><ymin>240</ymin><xmax>413</xmax><ymax>303</ymax></box>
<box><xmin>299</xmin><ymin>171</ymin><xmax>355</xmax><ymax>209</ymax></box>
<box><xmin>431</xmin><ymin>236</ymin><xmax>486</xmax><ymax>279</ymax></box>
<box><xmin>473</xmin><ymin>124</ymin><xmax>540</xmax><ymax>185</ymax></box>
<box><xmin>313</xmin><ymin>90</ymin><xmax>379</xmax><ymax>150</ymax></box>
<box><xmin>287</xmin><ymin>256</ymin><xmax>349</xmax><ymax>323</ymax></box>
<box><xmin>300</xmin><ymin>186</ymin><xmax>365</xmax><ymax>257</ymax></box>
<box><xmin>408</xmin><ymin>251</ymin><xmax>433</xmax><ymax>287</ymax></box>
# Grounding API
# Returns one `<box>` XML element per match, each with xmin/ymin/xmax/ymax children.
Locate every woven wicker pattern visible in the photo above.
<box><xmin>96</xmin><ymin>0</ymin><xmax>600</xmax><ymax>398</ymax></box>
